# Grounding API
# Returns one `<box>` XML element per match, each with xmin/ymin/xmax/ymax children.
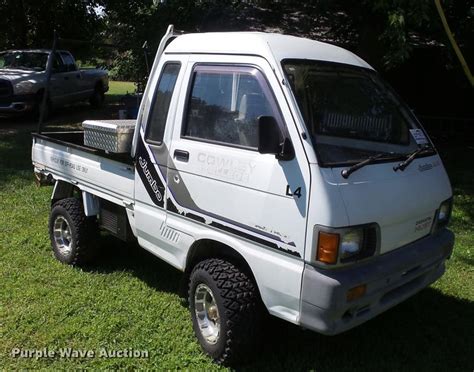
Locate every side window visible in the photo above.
<box><xmin>183</xmin><ymin>65</ymin><xmax>278</xmax><ymax>149</ymax></box>
<box><xmin>53</xmin><ymin>53</ymin><xmax>65</xmax><ymax>72</ymax></box>
<box><xmin>60</xmin><ymin>52</ymin><xmax>76</xmax><ymax>72</ymax></box>
<box><xmin>145</xmin><ymin>63</ymin><xmax>181</xmax><ymax>144</ymax></box>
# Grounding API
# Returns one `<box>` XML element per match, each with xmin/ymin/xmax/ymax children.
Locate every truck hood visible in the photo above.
<box><xmin>0</xmin><ymin>69</ymin><xmax>42</xmax><ymax>83</ymax></box>
<box><xmin>326</xmin><ymin>154</ymin><xmax>452</xmax><ymax>254</ymax></box>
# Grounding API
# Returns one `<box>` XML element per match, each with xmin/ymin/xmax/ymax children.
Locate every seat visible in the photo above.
<box><xmin>236</xmin><ymin>93</ymin><xmax>266</xmax><ymax>147</ymax></box>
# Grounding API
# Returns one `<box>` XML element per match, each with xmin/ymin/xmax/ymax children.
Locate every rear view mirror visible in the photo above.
<box><xmin>258</xmin><ymin>116</ymin><xmax>294</xmax><ymax>160</ymax></box>
<box><xmin>258</xmin><ymin>116</ymin><xmax>280</xmax><ymax>154</ymax></box>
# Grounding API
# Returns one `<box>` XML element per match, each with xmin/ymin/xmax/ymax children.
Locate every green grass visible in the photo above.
<box><xmin>0</xmin><ymin>125</ymin><xmax>472</xmax><ymax>370</ymax></box>
<box><xmin>107</xmin><ymin>81</ymin><xmax>136</xmax><ymax>102</ymax></box>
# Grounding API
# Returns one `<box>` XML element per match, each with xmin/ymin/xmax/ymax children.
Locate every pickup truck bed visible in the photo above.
<box><xmin>32</xmin><ymin>131</ymin><xmax>135</xmax><ymax>206</ymax></box>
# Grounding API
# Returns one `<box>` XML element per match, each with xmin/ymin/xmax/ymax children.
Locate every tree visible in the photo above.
<box><xmin>99</xmin><ymin>0</ymin><xmax>472</xmax><ymax>81</ymax></box>
<box><xmin>101</xmin><ymin>0</ymin><xmax>238</xmax><ymax>83</ymax></box>
<box><xmin>0</xmin><ymin>0</ymin><xmax>105</xmax><ymax>59</ymax></box>
<box><xmin>323</xmin><ymin>0</ymin><xmax>472</xmax><ymax>70</ymax></box>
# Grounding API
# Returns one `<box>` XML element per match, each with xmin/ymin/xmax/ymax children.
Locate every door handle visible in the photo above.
<box><xmin>174</xmin><ymin>149</ymin><xmax>189</xmax><ymax>162</ymax></box>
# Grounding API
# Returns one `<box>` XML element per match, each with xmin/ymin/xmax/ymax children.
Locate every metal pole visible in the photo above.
<box><xmin>434</xmin><ymin>0</ymin><xmax>473</xmax><ymax>87</ymax></box>
<box><xmin>37</xmin><ymin>30</ymin><xmax>58</xmax><ymax>134</ymax></box>
<box><xmin>142</xmin><ymin>40</ymin><xmax>150</xmax><ymax>75</ymax></box>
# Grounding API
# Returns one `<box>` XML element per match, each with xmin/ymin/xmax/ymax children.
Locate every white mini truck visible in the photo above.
<box><xmin>32</xmin><ymin>26</ymin><xmax>454</xmax><ymax>364</ymax></box>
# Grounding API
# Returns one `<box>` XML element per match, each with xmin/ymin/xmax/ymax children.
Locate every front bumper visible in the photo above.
<box><xmin>300</xmin><ymin>228</ymin><xmax>454</xmax><ymax>335</ymax></box>
<box><xmin>0</xmin><ymin>94</ymin><xmax>36</xmax><ymax>114</ymax></box>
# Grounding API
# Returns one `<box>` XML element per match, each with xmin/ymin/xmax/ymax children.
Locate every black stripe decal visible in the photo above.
<box><xmin>136</xmin><ymin>137</ymin><xmax>165</xmax><ymax>208</ymax></box>
<box><xmin>209</xmin><ymin>221</ymin><xmax>301</xmax><ymax>257</ymax></box>
<box><xmin>138</xmin><ymin>137</ymin><xmax>301</xmax><ymax>258</ymax></box>
<box><xmin>165</xmin><ymin>171</ymin><xmax>297</xmax><ymax>247</ymax></box>
<box><xmin>166</xmin><ymin>197</ymin><xmax>301</xmax><ymax>258</ymax></box>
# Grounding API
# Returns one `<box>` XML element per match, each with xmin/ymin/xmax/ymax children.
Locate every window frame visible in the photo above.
<box><xmin>283</xmin><ymin>59</ymin><xmax>413</xmax><ymax>146</ymax></box>
<box><xmin>281</xmin><ymin>58</ymin><xmax>435</xmax><ymax>167</ymax></box>
<box><xmin>52</xmin><ymin>52</ymin><xmax>66</xmax><ymax>73</ymax></box>
<box><xmin>181</xmin><ymin>63</ymin><xmax>286</xmax><ymax>152</ymax></box>
<box><xmin>144</xmin><ymin>61</ymin><xmax>182</xmax><ymax>147</ymax></box>
<box><xmin>59</xmin><ymin>52</ymin><xmax>77</xmax><ymax>72</ymax></box>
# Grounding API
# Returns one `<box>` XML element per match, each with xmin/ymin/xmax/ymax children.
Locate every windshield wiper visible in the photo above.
<box><xmin>341</xmin><ymin>152</ymin><xmax>391</xmax><ymax>179</ymax></box>
<box><xmin>393</xmin><ymin>144</ymin><xmax>435</xmax><ymax>172</ymax></box>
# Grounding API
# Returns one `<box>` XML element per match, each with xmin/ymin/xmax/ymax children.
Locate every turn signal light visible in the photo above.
<box><xmin>347</xmin><ymin>284</ymin><xmax>367</xmax><ymax>302</ymax></box>
<box><xmin>317</xmin><ymin>232</ymin><xmax>340</xmax><ymax>264</ymax></box>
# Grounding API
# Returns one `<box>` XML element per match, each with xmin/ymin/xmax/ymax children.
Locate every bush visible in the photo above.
<box><xmin>108</xmin><ymin>50</ymin><xmax>140</xmax><ymax>82</ymax></box>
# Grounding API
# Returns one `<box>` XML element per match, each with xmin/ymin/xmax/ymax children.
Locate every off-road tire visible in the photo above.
<box><xmin>89</xmin><ymin>85</ymin><xmax>105</xmax><ymax>108</ymax></box>
<box><xmin>49</xmin><ymin>197</ymin><xmax>98</xmax><ymax>265</ymax></box>
<box><xmin>189</xmin><ymin>258</ymin><xmax>261</xmax><ymax>366</ymax></box>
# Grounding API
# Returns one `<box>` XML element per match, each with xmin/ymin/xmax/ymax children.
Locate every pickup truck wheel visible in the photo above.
<box><xmin>189</xmin><ymin>258</ymin><xmax>261</xmax><ymax>365</ymax></box>
<box><xmin>33</xmin><ymin>93</ymin><xmax>51</xmax><ymax>121</ymax></box>
<box><xmin>89</xmin><ymin>86</ymin><xmax>105</xmax><ymax>108</ymax></box>
<box><xmin>49</xmin><ymin>198</ymin><xmax>98</xmax><ymax>265</ymax></box>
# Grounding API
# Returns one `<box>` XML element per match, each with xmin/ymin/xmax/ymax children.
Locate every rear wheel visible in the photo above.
<box><xmin>189</xmin><ymin>258</ymin><xmax>262</xmax><ymax>365</ymax></box>
<box><xmin>49</xmin><ymin>198</ymin><xmax>98</xmax><ymax>265</ymax></box>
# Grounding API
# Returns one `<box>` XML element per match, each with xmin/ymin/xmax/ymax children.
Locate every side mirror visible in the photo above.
<box><xmin>258</xmin><ymin>116</ymin><xmax>294</xmax><ymax>161</ymax></box>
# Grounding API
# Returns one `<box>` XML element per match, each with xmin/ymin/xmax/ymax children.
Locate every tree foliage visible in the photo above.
<box><xmin>330</xmin><ymin>0</ymin><xmax>472</xmax><ymax>69</ymax></box>
<box><xmin>99</xmin><ymin>0</ymin><xmax>472</xmax><ymax>82</ymax></box>
<box><xmin>0</xmin><ymin>0</ymin><xmax>104</xmax><ymax>59</ymax></box>
<box><xmin>1</xmin><ymin>0</ymin><xmax>471</xmax><ymax>82</ymax></box>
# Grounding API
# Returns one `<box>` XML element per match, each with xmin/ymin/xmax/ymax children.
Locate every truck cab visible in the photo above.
<box><xmin>32</xmin><ymin>26</ymin><xmax>454</xmax><ymax>365</ymax></box>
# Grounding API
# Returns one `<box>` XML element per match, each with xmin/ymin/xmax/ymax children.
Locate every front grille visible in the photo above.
<box><xmin>0</xmin><ymin>79</ymin><xmax>13</xmax><ymax>98</ymax></box>
<box><xmin>364</xmin><ymin>227</ymin><xmax>377</xmax><ymax>256</ymax></box>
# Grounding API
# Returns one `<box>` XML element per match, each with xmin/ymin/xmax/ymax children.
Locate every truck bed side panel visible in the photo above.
<box><xmin>32</xmin><ymin>136</ymin><xmax>134</xmax><ymax>205</ymax></box>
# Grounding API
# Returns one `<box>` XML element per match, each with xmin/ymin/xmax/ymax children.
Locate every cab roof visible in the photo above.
<box><xmin>166</xmin><ymin>32</ymin><xmax>373</xmax><ymax>70</ymax></box>
<box><xmin>1</xmin><ymin>49</ymin><xmax>70</xmax><ymax>54</ymax></box>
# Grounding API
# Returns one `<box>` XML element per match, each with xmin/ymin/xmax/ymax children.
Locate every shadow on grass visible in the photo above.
<box><xmin>246</xmin><ymin>286</ymin><xmax>474</xmax><ymax>371</ymax></box>
<box><xmin>436</xmin><ymin>142</ymin><xmax>474</xmax><ymax>225</ymax></box>
<box><xmin>0</xmin><ymin>126</ymin><xmax>36</xmax><ymax>187</ymax></box>
<box><xmin>0</xmin><ymin>99</ymin><xmax>124</xmax><ymax>187</ymax></box>
<box><xmin>83</xmin><ymin>235</ymin><xmax>183</xmax><ymax>296</ymax></box>
<box><xmin>0</xmin><ymin>98</ymin><xmax>123</xmax><ymax>132</ymax></box>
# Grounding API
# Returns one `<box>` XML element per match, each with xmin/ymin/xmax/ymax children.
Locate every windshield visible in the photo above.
<box><xmin>282</xmin><ymin>60</ymin><xmax>429</xmax><ymax>165</ymax></box>
<box><xmin>0</xmin><ymin>51</ymin><xmax>49</xmax><ymax>71</ymax></box>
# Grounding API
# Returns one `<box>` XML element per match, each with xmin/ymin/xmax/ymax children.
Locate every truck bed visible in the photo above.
<box><xmin>32</xmin><ymin>131</ymin><xmax>135</xmax><ymax>206</ymax></box>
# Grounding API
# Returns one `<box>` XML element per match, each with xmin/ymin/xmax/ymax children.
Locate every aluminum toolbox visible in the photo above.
<box><xmin>82</xmin><ymin>120</ymin><xmax>136</xmax><ymax>153</ymax></box>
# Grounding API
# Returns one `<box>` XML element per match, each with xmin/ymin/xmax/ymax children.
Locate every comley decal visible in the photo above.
<box><xmin>197</xmin><ymin>152</ymin><xmax>256</xmax><ymax>183</ymax></box>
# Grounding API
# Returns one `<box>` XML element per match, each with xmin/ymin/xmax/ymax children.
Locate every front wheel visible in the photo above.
<box><xmin>89</xmin><ymin>86</ymin><xmax>105</xmax><ymax>108</ymax></box>
<box><xmin>33</xmin><ymin>92</ymin><xmax>51</xmax><ymax>121</ymax></box>
<box><xmin>189</xmin><ymin>258</ymin><xmax>262</xmax><ymax>365</ymax></box>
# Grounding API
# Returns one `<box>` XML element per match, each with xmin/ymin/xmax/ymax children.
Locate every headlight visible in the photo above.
<box><xmin>433</xmin><ymin>198</ymin><xmax>452</xmax><ymax>232</ymax></box>
<box><xmin>438</xmin><ymin>200</ymin><xmax>451</xmax><ymax>222</ymax></box>
<box><xmin>340</xmin><ymin>229</ymin><xmax>363</xmax><ymax>260</ymax></box>
<box><xmin>315</xmin><ymin>225</ymin><xmax>378</xmax><ymax>265</ymax></box>
<box><xmin>14</xmin><ymin>80</ymin><xmax>35</xmax><ymax>94</ymax></box>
